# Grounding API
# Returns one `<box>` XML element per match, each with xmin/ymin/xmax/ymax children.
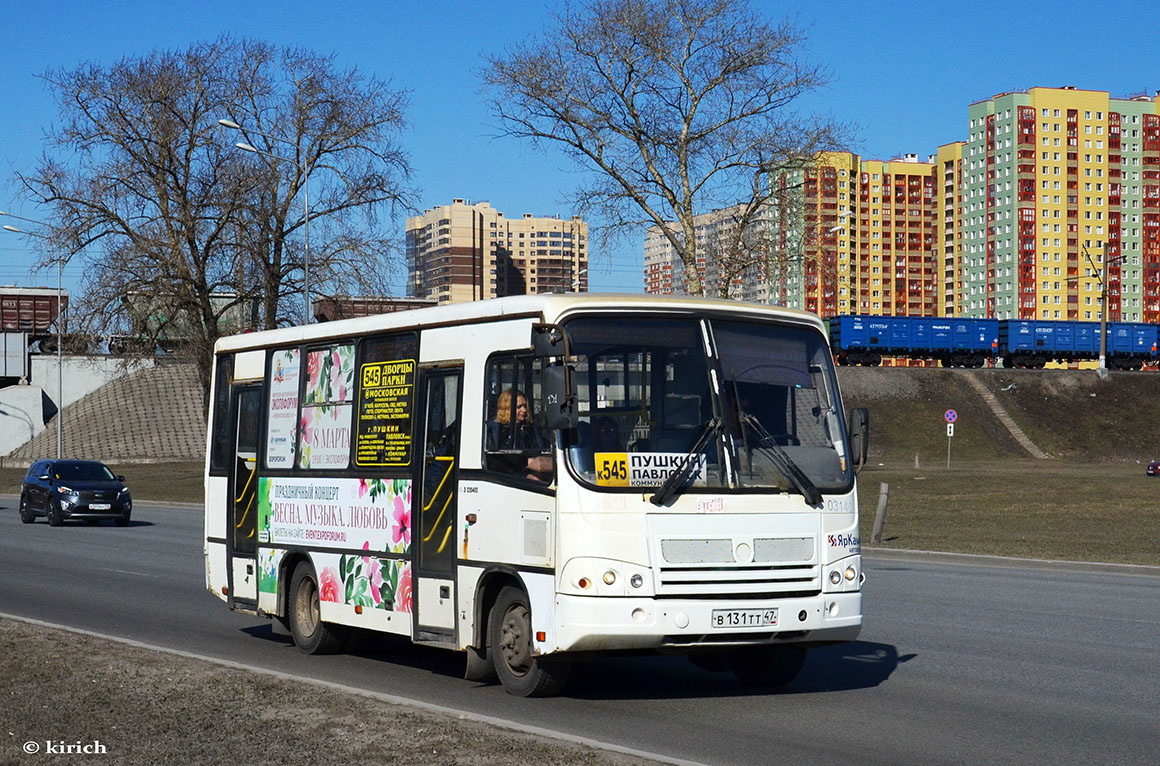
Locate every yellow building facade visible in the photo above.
<box><xmin>772</xmin><ymin>152</ymin><xmax>937</xmax><ymax>318</ymax></box>
<box><xmin>962</xmin><ymin>87</ymin><xmax>1160</xmax><ymax>322</ymax></box>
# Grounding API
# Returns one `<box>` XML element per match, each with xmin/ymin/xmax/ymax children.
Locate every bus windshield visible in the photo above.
<box><xmin>562</xmin><ymin>314</ymin><xmax>853</xmax><ymax>496</ymax></box>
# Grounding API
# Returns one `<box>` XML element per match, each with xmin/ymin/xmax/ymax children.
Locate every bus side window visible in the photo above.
<box><xmin>482</xmin><ymin>355</ymin><xmax>553</xmax><ymax>482</ymax></box>
<box><xmin>209</xmin><ymin>355</ymin><xmax>234</xmax><ymax>475</ymax></box>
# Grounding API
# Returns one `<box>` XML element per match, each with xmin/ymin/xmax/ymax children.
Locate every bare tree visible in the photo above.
<box><xmin>483</xmin><ymin>0</ymin><xmax>846</xmax><ymax>296</ymax></box>
<box><xmin>223</xmin><ymin>40</ymin><xmax>412</xmax><ymax>329</ymax></box>
<box><xmin>16</xmin><ymin>37</ymin><xmax>413</xmax><ymax>406</ymax></box>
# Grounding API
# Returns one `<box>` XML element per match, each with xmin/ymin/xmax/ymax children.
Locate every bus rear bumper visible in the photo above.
<box><xmin>552</xmin><ymin>592</ymin><xmax>861</xmax><ymax>654</ymax></box>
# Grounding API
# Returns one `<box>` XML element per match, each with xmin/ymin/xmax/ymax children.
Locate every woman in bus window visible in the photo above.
<box><xmin>486</xmin><ymin>389</ymin><xmax>553</xmax><ymax>482</ymax></box>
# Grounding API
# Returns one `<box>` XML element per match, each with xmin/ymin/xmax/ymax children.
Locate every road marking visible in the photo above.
<box><xmin>97</xmin><ymin>568</ymin><xmax>158</xmax><ymax>578</ymax></box>
<box><xmin>0</xmin><ymin>612</ymin><xmax>708</xmax><ymax>766</ymax></box>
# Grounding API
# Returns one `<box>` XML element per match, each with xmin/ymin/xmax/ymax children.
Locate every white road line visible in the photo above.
<box><xmin>96</xmin><ymin>568</ymin><xmax>159</xmax><ymax>577</ymax></box>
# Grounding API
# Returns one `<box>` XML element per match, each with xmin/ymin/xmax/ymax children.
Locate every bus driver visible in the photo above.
<box><xmin>486</xmin><ymin>389</ymin><xmax>553</xmax><ymax>482</ymax></box>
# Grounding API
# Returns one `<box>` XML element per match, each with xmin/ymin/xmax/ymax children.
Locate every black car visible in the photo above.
<box><xmin>19</xmin><ymin>459</ymin><xmax>132</xmax><ymax>527</ymax></box>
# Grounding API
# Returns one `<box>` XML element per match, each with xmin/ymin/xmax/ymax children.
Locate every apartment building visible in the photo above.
<box><xmin>406</xmin><ymin>199</ymin><xmax>588</xmax><ymax>305</ymax></box>
<box><xmin>935</xmin><ymin>142</ymin><xmax>965</xmax><ymax>316</ymax></box>
<box><xmin>961</xmin><ymin>86</ymin><xmax>1160</xmax><ymax>322</ymax></box>
<box><xmin>641</xmin><ymin>86</ymin><xmax>1160</xmax><ymax>323</ymax></box>
<box><xmin>643</xmin><ymin>205</ymin><xmax>771</xmax><ymax>302</ymax></box>
<box><xmin>764</xmin><ymin>152</ymin><xmax>937</xmax><ymax>318</ymax></box>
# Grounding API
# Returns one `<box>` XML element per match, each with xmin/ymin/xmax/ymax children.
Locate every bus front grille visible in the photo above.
<box><xmin>655</xmin><ymin>536</ymin><xmax>818</xmax><ymax>598</ymax></box>
<box><xmin>654</xmin><ymin>564</ymin><xmax>820</xmax><ymax>598</ymax></box>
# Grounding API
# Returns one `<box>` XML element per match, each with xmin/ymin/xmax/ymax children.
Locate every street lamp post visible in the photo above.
<box><xmin>218</xmin><ymin>119</ymin><xmax>312</xmax><ymax>324</ymax></box>
<box><xmin>1</xmin><ymin>212</ymin><xmax>67</xmax><ymax>458</ymax></box>
<box><xmin>1083</xmin><ymin>244</ymin><xmax>1108</xmax><ymax>372</ymax></box>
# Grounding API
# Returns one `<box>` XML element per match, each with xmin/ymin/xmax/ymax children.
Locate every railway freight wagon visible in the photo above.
<box><xmin>829</xmin><ymin>315</ymin><xmax>998</xmax><ymax>368</ymax></box>
<box><xmin>0</xmin><ymin>287</ymin><xmax>68</xmax><ymax>351</ymax></box>
<box><xmin>999</xmin><ymin>320</ymin><xmax>1158</xmax><ymax>370</ymax></box>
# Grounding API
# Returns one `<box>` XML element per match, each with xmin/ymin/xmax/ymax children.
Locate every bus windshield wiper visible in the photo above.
<box><xmin>739</xmin><ymin>413</ymin><xmax>823</xmax><ymax>507</ymax></box>
<box><xmin>649</xmin><ymin>417</ymin><xmax>721</xmax><ymax>507</ymax></box>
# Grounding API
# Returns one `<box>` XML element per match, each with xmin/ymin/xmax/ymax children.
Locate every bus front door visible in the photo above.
<box><xmin>413</xmin><ymin>367</ymin><xmax>462</xmax><ymax>645</ymax></box>
<box><xmin>228</xmin><ymin>384</ymin><xmax>262</xmax><ymax>606</ymax></box>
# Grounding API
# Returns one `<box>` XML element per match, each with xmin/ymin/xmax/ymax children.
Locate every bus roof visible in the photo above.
<box><xmin>213</xmin><ymin>293</ymin><xmax>824</xmax><ymax>353</ymax></box>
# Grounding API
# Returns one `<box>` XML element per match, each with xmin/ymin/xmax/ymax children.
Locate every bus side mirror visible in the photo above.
<box><xmin>541</xmin><ymin>363</ymin><xmax>578</xmax><ymax>430</ymax></box>
<box><xmin>848</xmin><ymin>407</ymin><xmax>869</xmax><ymax>474</ymax></box>
<box><xmin>532</xmin><ymin>323</ymin><xmax>569</xmax><ymax>357</ymax></box>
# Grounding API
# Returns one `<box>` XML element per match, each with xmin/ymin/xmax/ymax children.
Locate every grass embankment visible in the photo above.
<box><xmin>841</xmin><ymin>367</ymin><xmax>1160</xmax><ymax>566</ymax></box>
<box><xmin>0</xmin><ymin>461</ymin><xmax>204</xmax><ymax>503</ymax></box>
<box><xmin>855</xmin><ymin>461</ymin><xmax>1158</xmax><ymax>565</ymax></box>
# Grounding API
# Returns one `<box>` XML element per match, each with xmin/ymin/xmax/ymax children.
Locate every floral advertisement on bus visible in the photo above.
<box><xmin>256</xmin><ymin>476</ymin><xmax>413</xmax><ymax>611</ymax></box>
<box><xmin>266</xmin><ymin>348</ymin><xmax>300</xmax><ymax>468</ymax></box>
<box><xmin>298</xmin><ymin>344</ymin><xmax>356</xmax><ymax>470</ymax></box>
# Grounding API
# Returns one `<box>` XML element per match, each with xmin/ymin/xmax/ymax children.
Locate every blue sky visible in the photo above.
<box><xmin>2</xmin><ymin>0</ymin><xmax>1158</xmax><ymax>296</ymax></box>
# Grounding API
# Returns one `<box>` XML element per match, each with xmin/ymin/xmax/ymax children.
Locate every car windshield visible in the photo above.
<box><xmin>562</xmin><ymin>313</ymin><xmax>853</xmax><ymax>496</ymax></box>
<box><xmin>53</xmin><ymin>462</ymin><xmax>116</xmax><ymax>482</ymax></box>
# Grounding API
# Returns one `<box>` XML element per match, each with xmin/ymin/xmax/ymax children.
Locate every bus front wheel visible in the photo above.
<box><xmin>288</xmin><ymin>563</ymin><xmax>345</xmax><ymax>655</ymax></box>
<box><xmin>489</xmin><ymin>585</ymin><xmax>570</xmax><ymax>697</ymax></box>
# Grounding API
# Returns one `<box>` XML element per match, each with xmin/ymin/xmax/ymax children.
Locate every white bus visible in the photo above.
<box><xmin>204</xmin><ymin>294</ymin><xmax>868</xmax><ymax>696</ymax></box>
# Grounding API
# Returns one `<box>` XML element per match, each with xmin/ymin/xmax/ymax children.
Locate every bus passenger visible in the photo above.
<box><xmin>486</xmin><ymin>389</ymin><xmax>553</xmax><ymax>482</ymax></box>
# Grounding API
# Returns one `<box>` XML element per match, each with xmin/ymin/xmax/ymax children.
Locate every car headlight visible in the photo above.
<box><xmin>118</xmin><ymin>487</ymin><xmax>130</xmax><ymax>497</ymax></box>
<box><xmin>56</xmin><ymin>485</ymin><xmax>75</xmax><ymax>495</ymax></box>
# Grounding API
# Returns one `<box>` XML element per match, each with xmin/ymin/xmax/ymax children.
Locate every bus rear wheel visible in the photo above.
<box><xmin>288</xmin><ymin>563</ymin><xmax>344</xmax><ymax>655</ymax></box>
<box><xmin>489</xmin><ymin>585</ymin><xmax>570</xmax><ymax>697</ymax></box>
<box><xmin>731</xmin><ymin>644</ymin><xmax>808</xmax><ymax>689</ymax></box>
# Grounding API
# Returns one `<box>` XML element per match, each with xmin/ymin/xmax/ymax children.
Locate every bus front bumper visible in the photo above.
<box><xmin>552</xmin><ymin>591</ymin><xmax>862</xmax><ymax>654</ymax></box>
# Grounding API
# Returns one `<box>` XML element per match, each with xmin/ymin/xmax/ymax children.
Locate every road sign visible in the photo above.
<box><xmin>944</xmin><ymin>409</ymin><xmax>957</xmax><ymax>423</ymax></box>
<box><xmin>947</xmin><ymin>423</ymin><xmax>954</xmax><ymax>437</ymax></box>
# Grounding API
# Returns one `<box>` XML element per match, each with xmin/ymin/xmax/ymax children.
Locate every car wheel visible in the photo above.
<box><xmin>489</xmin><ymin>585</ymin><xmax>570</xmax><ymax>697</ymax></box>
<box><xmin>288</xmin><ymin>563</ymin><xmax>345</xmax><ymax>655</ymax></box>
<box><xmin>731</xmin><ymin>644</ymin><xmax>808</xmax><ymax>689</ymax></box>
<box><xmin>46</xmin><ymin>500</ymin><xmax>63</xmax><ymax>527</ymax></box>
<box><xmin>19</xmin><ymin>494</ymin><xmax>35</xmax><ymax>524</ymax></box>
<box><xmin>115</xmin><ymin>513</ymin><xmax>131</xmax><ymax>527</ymax></box>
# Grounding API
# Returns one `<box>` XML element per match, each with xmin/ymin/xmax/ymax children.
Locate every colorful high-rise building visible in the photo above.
<box><xmin>935</xmin><ymin>142</ymin><xmax>965</xmax><ymax>316</ymax></box>
<box><xmin>642</xmin><ymin>86</ymin><xmax>1160</xmax><ymax>325</ymax></box>
<box><xmin>764</xmin><ymin>152</ymin><xmax>937</xmax><ymax>318</ymax></box>
<box><xmin>961</xmin><ymin>87</ymin><xmax>1160</xmax><ymax>322</ymax></box>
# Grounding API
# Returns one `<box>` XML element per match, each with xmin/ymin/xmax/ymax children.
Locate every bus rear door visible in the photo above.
<box><xmin>227</xmin><ymin>383</ymin><xmax>262</xmax><ymax>606</ymax></box>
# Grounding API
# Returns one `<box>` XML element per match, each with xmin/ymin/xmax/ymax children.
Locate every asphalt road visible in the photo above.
<box><xmin>2</xmin><ymin>497</ymin><xmax>1157</xmax><ymax>765</ymax></box>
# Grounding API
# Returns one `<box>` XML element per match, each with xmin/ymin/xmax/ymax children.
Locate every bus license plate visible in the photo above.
<box><xmin>89</xmin><ymin>503</ymin><xmax>111</xmax><ymax>510</ymax></box>
<box><xmin>711</xmin><ymin>608</ymin><xmax>778</xmax><ymax>628</ymax></box>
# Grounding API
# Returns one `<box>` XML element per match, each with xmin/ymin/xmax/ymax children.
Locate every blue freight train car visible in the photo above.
<box><xmin>831</xmin><ymin>315</ymin><xmax>1158</xmax><ymax>370</ymax></box>
<box><xmin>829</xmin><ymin>315</ymin><xmax>998</xmax><ymax>367</ymax></box>
<box><xmin>999</xmin><ymin>320</ymin><xmax>1157</xmax><ymax>369</ymax></box>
